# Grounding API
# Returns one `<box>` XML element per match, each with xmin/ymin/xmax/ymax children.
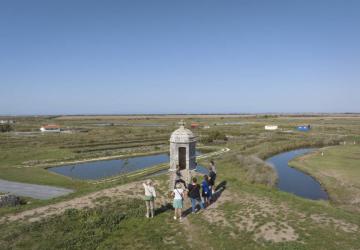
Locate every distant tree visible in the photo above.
<box><xmin>201</xmin><ymin>130</ymin><xmax>228</xmax><ymax>143</ymax></box>
<box><xmin>0</xmin><ymin>124</ymin><xmax>13</xmax><ymax>132</ymax></box>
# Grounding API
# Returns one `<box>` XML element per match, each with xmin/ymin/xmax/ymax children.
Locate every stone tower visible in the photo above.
<box><xmin>169</xmin><ymin>121</ymin><xmax>197</xmax><ymax>190</ymax></box>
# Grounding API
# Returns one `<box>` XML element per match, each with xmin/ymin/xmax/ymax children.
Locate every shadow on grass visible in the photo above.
<box><xmin>155</xmin><ymin>203</ymin><xmax>173</xmax><ymax>216</ymax></box>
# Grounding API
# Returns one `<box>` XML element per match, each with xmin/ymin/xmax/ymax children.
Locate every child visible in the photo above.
<box><xmin>173</xmin><ymin>182</ymin><xmax>184</xmax><ymax>220</ymax></box>
<box><xmin>143</xmin><ymin>179</ymin><xmax>156</xmax><ymax>218</ymax></box>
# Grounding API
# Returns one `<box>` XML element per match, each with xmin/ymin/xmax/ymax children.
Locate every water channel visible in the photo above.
<box><xmin>49</xmin><ymin>148</ymin><xmax>328</xmax><ymax>200</ymax></box>
<box><xmin>49</xmin><ymin>151</ymin><xmax>207</xmax><ymax>180</ymax></box>
<box><xmin>266</xmin><ymin>148</ymin><xmax>329</xmax><ymax>200</ymax></box>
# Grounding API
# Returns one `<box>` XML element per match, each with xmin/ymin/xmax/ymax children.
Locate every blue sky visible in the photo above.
<box><xmin>1</xmin><ymin>0</ymin><xmax>359</xmax><ymax>115</ymax></box>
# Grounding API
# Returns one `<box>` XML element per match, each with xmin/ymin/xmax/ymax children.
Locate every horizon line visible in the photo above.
<box><xmin>1</xmin><ymin>112</ymin><xmax>360</xmax><ymax>117</ymax></box>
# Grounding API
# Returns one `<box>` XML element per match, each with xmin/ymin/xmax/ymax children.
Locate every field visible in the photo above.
<box><xmin>291</xmin><ymin>144</ymin><xmax>360</xmax><ymax>212</ymax></box>
<box><xmin>0</xmin><ymin>114</ymin><xmax>360</xmax><ymax>249</ymax></box>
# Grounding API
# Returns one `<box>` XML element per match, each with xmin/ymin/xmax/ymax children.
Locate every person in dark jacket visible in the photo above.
<box><xmin>201</xmin><ymin>175</ymin><xmax>212</xmax><ymax>207</ymax></box>
<box><xmin>209</xmin><ymin>166</ymin><xmax>217</xmax><ymax>194</ymax></box>
<box><xmin>188</xmin><ymin>177</ymin><xmax>204</xmax><ymax>213</ymax></box>
<box><xmin>210</xmin><ymin>160</ymin><xmax>217</xmax><ymax>174</ymax></box>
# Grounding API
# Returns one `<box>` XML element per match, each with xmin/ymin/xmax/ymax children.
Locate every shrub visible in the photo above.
<box><xmin>0</xmin><ymin>124</ymin><xmax>12</xmax><ymax>132</ymax></box>
<box><xmin>201</xmin><ymin>130</ymin><xmax>228</xmax><ymax>143</ymax></box>
<box><xmin>236</xmin><ymin>155</ymin><xmax>278</xmax><ymax>187</ymax></box>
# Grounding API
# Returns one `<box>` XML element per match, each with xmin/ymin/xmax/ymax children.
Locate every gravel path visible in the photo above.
<box><xmin>0</xmin><ymin>179</ymin><xmax>73</xmax><ymax>200</ymax></box>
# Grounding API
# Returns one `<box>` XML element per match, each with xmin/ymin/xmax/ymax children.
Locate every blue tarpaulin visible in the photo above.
<box><xmin>297</xmin><ymin>125</ymin><xmax>311</xmax><ymax>131</ymax></box>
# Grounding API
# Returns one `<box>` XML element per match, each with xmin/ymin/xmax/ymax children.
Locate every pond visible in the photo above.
<box><xmin>266</xmin><ymin>148</ymin><xmax>328</xmax><ymax>200</ymax></box>
<box><xmin>49</xmin><ymin>151</ymin><xmax>205</xmax><ymax>180</ymax></box>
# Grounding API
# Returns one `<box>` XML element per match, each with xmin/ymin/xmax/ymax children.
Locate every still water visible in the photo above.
<box><xmin>49</xmin><ymin>151</ymin><xmax>204</xmax><ymax>180</ymax></box>
<box><xmin>266</xmin><ymin>148</ymin><xmax>328</xmax><ymax>200</ymax></box>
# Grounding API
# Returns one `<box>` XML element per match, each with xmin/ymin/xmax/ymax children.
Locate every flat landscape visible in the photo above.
<box><xmin>1</xmin><ymin>114</ymin><xmax>360</xmax><ymax>249</ymax></box>
<box><xmin>2</xmin><ymin>1</ymin><xmax>359</xmax><ymax>248</ymax></box>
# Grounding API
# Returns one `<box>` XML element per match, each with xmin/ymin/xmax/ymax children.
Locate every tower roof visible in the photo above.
<box><xmin>170</xmin><ymin>122</ymin><xmax>196</xmax><ymax>143</ymax></box>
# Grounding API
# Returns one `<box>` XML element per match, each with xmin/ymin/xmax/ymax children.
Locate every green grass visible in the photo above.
<box><xmin>2</xmin><ymin>160</ymin><xmax>360</xmax><ymax>249</ymax></box>
<box><xmin>0</xmin><ymin>199</ymin><xmax>190</xmax><ymax>250</ymax></box>
<box><xmin>0</xmin><ymin>115</ymin><xmax>354</xmax><ymax>215</ymax></box>
<box><xmin>188</xmin><ymin>153</ymin><xmax>360</xmax><ymax>249</ymax></box>
<box><xmin>1</xmin><ymin>115</ymin><xmax>360</xmax><ymax>249</ymax></box>
<box><xmin>290</xmin><ymin>144</ymin><xmax>360</xmax><ymax>211</ymax></box>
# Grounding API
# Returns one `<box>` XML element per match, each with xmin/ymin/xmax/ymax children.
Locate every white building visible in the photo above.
<box><xmin>265</xmin><ymin>125</ymin><xmax>278</xmax><ymax>131</ymax></box>
<box><xmin>40</xmin><ymin>124</ymin><xmax>61</xmax><ymax>132</ymax></box>
<box><xmin>0</xmin><ymin>120</ymin><xmax>15</xmax><ymax>124</ymax></box>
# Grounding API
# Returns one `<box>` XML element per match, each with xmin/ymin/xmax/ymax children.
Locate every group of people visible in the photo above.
<box><xmin>142</xmin><ymin>160</ymin><xmax>217</xmax><ymax>221</ymax></box>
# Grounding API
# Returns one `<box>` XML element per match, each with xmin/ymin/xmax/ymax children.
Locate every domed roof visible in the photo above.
<box><xmin>170</xmin><ymin>124</ymin><xmax>196</xmax><ymax>143</ymax></box>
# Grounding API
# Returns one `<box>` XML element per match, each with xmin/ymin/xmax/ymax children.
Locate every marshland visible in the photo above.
<box><xmin>1</xmin><ymin>114</ymin><xmax>360</xmax><ymax>249</ymax></box>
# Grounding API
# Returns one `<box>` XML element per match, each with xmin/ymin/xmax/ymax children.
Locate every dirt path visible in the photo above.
<box><xmin>0</xmin><ymin>180</ymin><xmax>165</xmax><ymax>223</ymax></box>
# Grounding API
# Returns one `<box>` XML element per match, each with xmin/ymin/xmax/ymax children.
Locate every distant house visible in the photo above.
<box><xmin>265</xmin><ymin>125</ymin><xmax>278</xmax><ymax>131</ymax></box>
<box><xmin>297</xmin><ymin>125</ymin><xmax>311</xmax><ymax>131</ymax></box>
<box><xmin>40</xmin><ymin>124</ymin><xmax>61</xmax><ymax>132</ymax></box>
<box><xmin>191</xmin><ymin>123</ymin><xmax>200</xmax><ymax>129</ymax></box>
<box><xmin>0</xmin><ymin>120</ymin><xmax>15</xmax><ymax>124</ymax></box>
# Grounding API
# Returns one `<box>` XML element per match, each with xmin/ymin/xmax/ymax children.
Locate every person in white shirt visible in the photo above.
<box><xmin>172</xmin><ymin>182</ymin><xmax>184</xmax><ymax>220</ymax></box>
<box><xmin>143</xmin><ymin>179</ymin><xmax>156</xmax><ymax>218</ymax></box>
<box><xmin>210</xmin><ymin>160</ymin><xmax>217</xmax><ymax>174</ymax></box>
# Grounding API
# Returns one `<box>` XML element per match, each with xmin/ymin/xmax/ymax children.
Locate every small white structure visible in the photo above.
<box><xmin>0</xmin><ymin>120</ymin><xmax>14</xmax><ymax>124</ymax></box>
<box><xmin>40</xmin><ymin>124</ymin><xmax>61</xmax><ymax>133</ymax></box>
<box><xmin>265</xmin><ymin>125</ymin><xmax>278</xmax><ymax>131</ymax></box>
<box><xmin>169</xmin><ymin>121</ymin><xmax>197</xmax><ymax>190</ymax></box>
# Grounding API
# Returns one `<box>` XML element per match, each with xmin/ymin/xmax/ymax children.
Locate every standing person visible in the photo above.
<box><xmin>174</xmin><ymin>165</ymin><xmax>186</xmax><ymax>188</ymax></box>
<box><xmin>188</xmin><ymin>177</ymin><xmax>204</xmax><ymax>213</ymax></box>
<box><xmin>210</xmin><ymin>160</ymin><xmax>217</xmax><ymax>174</ymax></box>
<box><xmin>173</xmin><ymin>182</ymin><xmax>184</xmax><ymax>221</ymax></box>
<box><xmin>209</xmin><ymin>166</ymin><xmax>217</xmax><ymax>194</ymax></box>
<box><xmin>143</xmin><ymin>180</ymin><xmax>156</xmax><ymax>218</ymax></box>
<box><xmin>201</xmin><ymin>175</ymin><xmax>212</xmax><ymax>207</ymax></box>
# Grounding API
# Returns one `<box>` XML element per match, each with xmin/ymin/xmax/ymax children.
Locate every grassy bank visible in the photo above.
<box><xmin>290</xmin><ymin>144</ymin><xmax>360</xmax><ymax>212</ymax></box>
<box><xmin>1</xmin><ymin>147</ymin><xmax>360</xmax><ymax>249</ymax></box>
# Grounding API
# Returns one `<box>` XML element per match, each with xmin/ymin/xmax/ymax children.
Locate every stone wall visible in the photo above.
<box><xmin>0</xmin><ymin>194</ymin><xmax>21</xmax><ymax>207</ymax></box>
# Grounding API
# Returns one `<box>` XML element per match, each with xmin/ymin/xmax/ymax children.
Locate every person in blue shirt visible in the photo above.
<box><xmin>201</xmin><ymin>175</ymin><xmax>212</xmax><ymax>207</ymax></box>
